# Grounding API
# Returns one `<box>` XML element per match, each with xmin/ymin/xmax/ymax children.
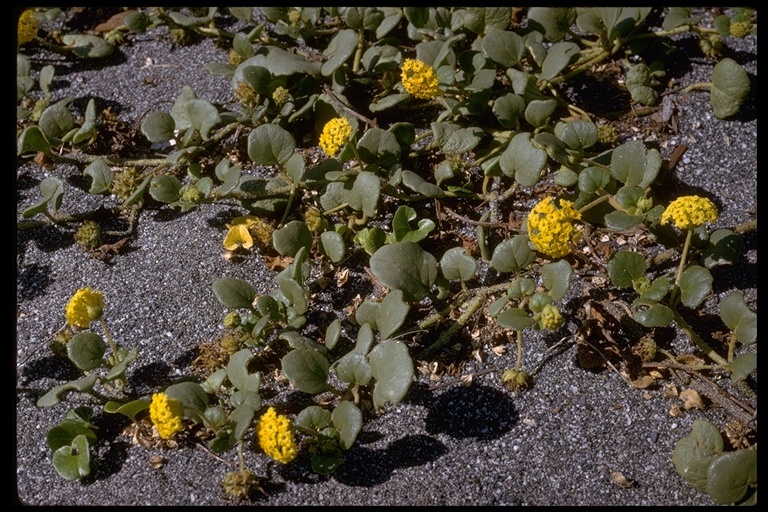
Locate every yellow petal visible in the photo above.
<box><xmin>223</xmin><ymin>225</ymin><xmax>254</xmax><ymax>250</ymax></box>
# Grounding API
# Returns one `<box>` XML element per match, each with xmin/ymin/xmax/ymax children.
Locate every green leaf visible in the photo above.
<box><xmin>440</xmin><ymin>247</ymin><xmax>477</xmax><ymax>282</ymax></box>
<box><xmin>39</xmin><ymin>98</ymin><xmax>75</xmax><ymax>140</ymax></box>
<box><xmin>322</xmin><ymin>29</ymin><xmax>358</xmax><ymax>76</ymax></box>
<box><xmin>491</xmin><ymin>235</ymin><xmax>535</xmax><ymax>273</ymax></box>
<box><xmin>17</xmin><ymin>125</ymin><xmax>51</xmax><ymax>156</ymax></box>
<box><xmin>610</xmin><ymin>140</ymin><xmax>661</xmax><ymax>188</ymax></box>
<box><xmin>332</xmin><ymin>400</ymin><xmax>363</xmax><ymax>450</ymax></box>
<box><xmin>527</xmin><ymin>7</ymin><xmax>576</xmax><ymax>41</ymax></box>
<box><xmin>606</xmin><ymin>250</ymin><xmax>646</xmax><ymax>288</ymax></box>
<box><xmin>541</xmin><ymin>260</ymin><xmax>571</xmax><ymax>302</ymax></box>
<box><xmin>272</xmin><ymin>220</ymin><xmax>311</xmax><ymax>257</ymax></box>
<box><xmin>23</xmin><ymin>176</ymin><xmax>64</xmax><ymax>218</ymax></box>
<box><xmin>711</xmin><ymin>58</ymin><xmax>750</xmax><ymax>119</ymax></box>
<box><xmin>241</xmin><ymin>65</ymin><xmax>271</xmax><ymax>94</ymax></box>
<box><xmin>539</xmin><ymin>42</ymin><xmax>580</xmax><ymax>80</ymax></box>
<box><xmin>354</xmin><ymin>226</ymin><xmax>387</xmax><ymax>255</ymax></box>
<box><xmin>72</xmin><ymin>98</ymin><xmax>98</xmax><ymax>144</ymax></box>
<box><xmin>376</xmin><ymin>290</ymin><xmax>410</xmax><ymax>340</ymax></box>
<box><xmin>103</xmin><ymin>399</ymin><xmax>150</xmax><ymax>422</ymax></box>
<box><xmin>47</xmin><ymin>421</ymin><xmax>97</xmax><ymax>452</ymax></box>
<box><xmin>281</xmin><ymin>348</ymin><xmax>330</xmax><ymax>394</ymax></box>
<box><xmin>227</xmin><ymin>348</ymin><xmax>262</xmax><ymax>392</ymax></box>
<box><xmin>703</xmin><ymin>229</ymin><xmax>742</xmax><ymax>268</ymax></box>
<box><xmin>62</xmin><ymin>34</ymin><xmax>114</xmax><ymax>58</ymax></box>
<box><xmin>524</xmin><ymin>99</ymin><xmax>558</xmax><ymax>128</ymax></box>
<box><xmin>401</xmin><ymin>170</ymin><xmax>445</xmax><ymax>198</ymax></box>
<box><xmin>319</xmin><ymin>231</ymin><xmax>346</xmax><ymax>263</ymax></box>
<box><xmin>67</xmin><ymin>332</ymin><xmax>106</xmax><ymax>371</ymax></box>
<box><xmin>662</xmin><ymin>8</ymin><xmax>700</xmax><ymax>30</ymax></box>
<box><xmin>369</xmin><ymin>340</ymin><xmax>414</xmax><ymax>410</ymax></box>
<box><xmin>343</xmin><ymin>171</ymin><xmax>380</xmax><ymax>217</ymax></box>
<box><xmin>728</xmin><ymin>353</ymin><xmax>756</xmax><ymax>382</ymax></box>
<box><xmin>481</xmin><ymin>29</ymin><xmax>525</xmax><ymax>68</ymax></box>
<box><xmin>497</xmin><ymin>307</ymin><xmax>536</xmax><ymax>331</ymax></box>
<box><xmin>52</xmin><ymin>434</ymin><xmax>91</xmax><ymax>480</ymax></box>
<box><xmin>324</xmin><ymin>319</ymin><xmax>342</xmax><ymax>350</ymax></box>
<box><xmin>632</xmin><ymin>301</ymin><xmax>674</xmax><ymax>328</ymax></box>
<box><xmin>557</xmin><ymin>119</ymin><xmax>598</xmax><ymax>152</ymax></box>
<box><xmin>499</xmin><ymin>132</ymin><xmax>547</xmax><ymax>187</ymax></box>
<box><xmin>706</xmin><ymin>449</ymin><xmax>757</xmax><ymax>504</ymax></box>
<box><xmin>391</xmin><ymin>205</ymin><xmax>435</xmax><ymax>243</ymax></box>
<box><xmin>149</xmin><ymin>175</ymin><xmax>182</xmax><ymax>203</ymax></box>
<box><xmin>37</xmin><ymin>374</ymin><xmax>99</xmax><ymax>408</ymax></box>
<box><xmin>164</xmin><ymin>381</ymin><xmax>209</xmax><ymax>418</ymax></box>
<box><xmin>532</xmin><ymin>132</ymin><xmax>568</xmax><ymax>164</ymax></box>
<box><xmin>296</xmin><ymin>405</ymin><xmax>332</xmax><ymax>431</ymax></box>
<box><xmin>679</xmin><ymin>265</ymin><xmax>712</xmax><ymax>308</ymax></box>
<box><xmin>83</xmin><ymin>158</ymin><xmax>113</xmax><ymax>194</ymax></box>
<box><xmin>625</xmin><ymin>63</ymin><xmax>660</xmax><ymax>106</ymax></box>
<box><xmin>231</xmin><ymin>403</ymin><xmax>257</xmax><ymax>442</ymax></box>
<box><xmin>369</xmin><ymin>242</ymin><xmax>438</xmax><ymax>303</ymax></box>
<box><xmin>492</xmin><ymin>93</ymin><xmax>526</xmax><ymax>129</ymax></box>
<box><xmin>212</xmin><ymin>277</ymin><xmax>256</xmax><ymax>309</ymax></box>
<box><xmin>141</xmin><ymin>111</ymin><xmax>175</xmax><ymax>143</ymax></box>
<box><xmin>370</xmin><ymin>93</ymin><xmax>411</xmax><ymax>112</ymax></box>
<box><xmin>604</xmin><ymin>211</ymin><xmax>644</xmax><ymax>231</ymax></box>
<box><xmin>719</xmin><ymin>292</ymin><xmax>756</xmax><ymax>344</ymax></box>
<box><xmin>673</xmin><ymin>418</ymin><xmax>723</xmax><ymax>492</ymax></box>
<box><xmin>247</xmin><ymin>123</ymin><xmax>296</xmax><ymax>166</ymax></box>
<box><xmin>357</xmin><ymin>128</ymin><xmax>401</xmax><ymax>167</ymax></box>
<box><xmin>431</xmin><ymin>122</ymin><xmax>484</xmax><ymax>154</ymax></box>
<box><xmin>334</xmin><ymin>353</ymin><xmax>373</xmax><ymax>386</ymax></box>
<box><xmin>185</xmin><ymin>99</ymin><xmax>220</xmax><ymax>140</ymax></box>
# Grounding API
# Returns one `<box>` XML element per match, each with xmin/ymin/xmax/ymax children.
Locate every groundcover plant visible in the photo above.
<box><xmin>16</xmin><ymin>7</ymin><xmax>755</xmax><ymax>505</ymax></box>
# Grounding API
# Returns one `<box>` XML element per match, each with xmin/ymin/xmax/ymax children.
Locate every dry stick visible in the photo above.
<box><xmin>322</xmin><ymin>85</ymin><xmax>378</xmax><ymax>129</ymax></box>
<box><xmin>642</xmin><ymin>361</ymin><xmax>756</xmax><ymax>425</ymax></box>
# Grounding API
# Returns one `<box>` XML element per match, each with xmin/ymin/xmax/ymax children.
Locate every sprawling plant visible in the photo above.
<box><xmin>17</xmin><ymin>7</ymin><xmax>756</xmax><ymax>504</ymax></box>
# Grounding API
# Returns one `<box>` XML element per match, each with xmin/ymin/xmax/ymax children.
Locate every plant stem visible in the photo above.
<box><xmin>418</xmin><ymin>292</ymin><xmax>487</xmax><ymax>359</ymax></box>
<box><xmin>99</xmin><ymin>319</ymin><xmax>119</xmax><ymax>358</ymax></box>
<box><xmin>669</xmin><ymin>228</ymin><xmax>693</xmax><ymax>306</ymax></box>
<box><xmin>672</xmin><ymin>308</ymin><xmax>728</xmax><ymax>367</ymax></box>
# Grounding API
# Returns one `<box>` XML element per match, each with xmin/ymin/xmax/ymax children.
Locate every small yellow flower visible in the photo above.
<box><xmin>660</xmin><ymin>195</ymin><xmax>718</xmax><ymax>231</ymax></box>
<box><xmin>539</xmin><ymin>304</ymin><xmax>564</xmax><ymax>330</ymax></box>
<box><xmin>526</xmin><ymin>197</ymin><xmax>582</xmax><ymax>259</ymax></box>
<box><xmin>257</xmin><ymin>407</ymin><xmax>298</xmax><ymax>464</ymax></box>
<box><xmin>400</xmin><ymin>59</ymin><xmax>440</xmax><ymax>100</ymax></box>
<box><xmin>319</xmin><ymin>117</ymin><xmax>353</xmax><ymax>157</ymax></box>
<box><xmin>223</xmin><ymin>215</ymin><xmax>274</xmax><ymax>251</ymax></box>
<box><xmin>65</xmin><ymin>288</ymin><xmax>105</xmax><ymax>328</ymax></box>
<box><xmin>17</xmin><ymin>9</ymin><xmax>39</xmax><ymax>46</ymax></box>
<box><xmin>149</xmin><ymin>392</ymin><xmax>185</xmax><ymax>439</ymax></box>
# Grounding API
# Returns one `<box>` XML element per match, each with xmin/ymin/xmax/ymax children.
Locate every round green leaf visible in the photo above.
<box><xmin>52</xmin><ymin>434</ymin><xmax>91</xmax><ymax>480</ymax></box>
<box><xmin>728</xmin><ymin>353</ymin><xmax>756</xmax><ymax>382</ymax></box>
<box><xmin>241</xmin><ymin>65</ymin><xmax>271</xmax><ymax>94</ymax></box>
<box><xmin>148</xmin><ymin>175</ymin><xmax>182</xmax><ymax>203</ymax></box>
<box><xmin>369</xmin><ymin>241</ymin><xmax>438</xmax><ymax>303</ymax></box>
<box><xmin>332</xmin><ymin>400</ymin><xmax>363</xmax><ymax>450</ymax></box>
<box><xmin>67</xmin><ymin>332</ymin><xmax>106</xmax><ymax>371</ymax></box>
<box><xmin>673</xmin><ymin>418</ymin><xmax>723</xmax><ymax>492</ymax></box>
<box><xmin>319</xmin><ymin>231</ymin><xmax>346</xmax><ymax>263</ymax></box>
<box><xmin>440</xmin><ymin>247</ymin><xmax>477</xmax><ymax>282</ymax></box>
<box><xmin>141</xmin><ymin>111</ymin><xmax>175</xmax><ymax>143</ymax></box>
<box><xmin>46</xmin><ymin>421</ymin><xmax>97</xmax><ymax>452</ymax></box>
<box><xmin>281</xmin><ymin>348</ymin><xmax>330</xmax><ymax>394</ymax></box>
<box><xmin>62</xmin><ymin>34</ymin><xmax>114</xmax><ymax>58</ymax></box>
<box><xmin>212</xmin><ymin>277</ymin><xmax>256</xmax><ymax>309</ymax></box>
<box><xmin>706</xmin><ymin>449</ymin><xmax>757</xmax><ymax>504</ymax></box>
<box><xmin>227</xmin><ymin>348</ymin><xmax>262</xmax><ymax>392</ymax></box>
<box><xmin>524</xmin><ymin>99</ymin><xmax>558</xmax><ymax>129</ymax></box>
<box><xmin>711</xmin><ymin>58</ymin><xmax>750</xmax><ymax>119</ymax></box>
<box><xmin>540</xmin><ymin>259</ymin><xmax>571</xmax><ymax>302</ymax></box>
<box><xmin>247</xmin><ymin>123</ymin><xmax>297</xmax><ymax>166</ymax></box>
<box><xmin>335</xmin><ymin>353</ymin><xmax>373</xmax><ymax>386</ymax></box>
<box><xmin>498</xmin><ymin>132</ymin><xmax>547</xmax><ymax>187</ymax></box>
<box><xmin>401</xmin><ymin>170</ymin><xmax>445</xmax><ymax>199</ymax></box>
<box><xmin>321</xmin><ymin>28</ymin><xmax>358</xmax><ymax>76</ymax></box>
<box><xmin>357</xmin><ymin>128</ymin><xmax>401</xmax><ymax>167</ymax></box>
<box><xmin>296</xmin><ymin>405</ymin><xmax>332</xmax><ymax>431</ymax></box>
<box><xmin>83</xmin><ymin>158</ymin><xmax>113</xmax><ymax>195</ymax></box>
<box><xmin>557</xmin><ymin>119</ymin><xmax>598</xmax><ymax>152</ymax></box>
<box><xmin>17</xmin><ymin>125</ymin><xmax>51</xmax><ymax>156</ymax></box>
<box><xmin>272</xmin><ymin>220</ymin><xmax>312</xmax><ymax>257</ymax></box>
<box><xmin>496</xmin><ymin>307</ymin><xmax>535</xmax><ymax>331</ymax></box>
<box><xmin>164</xmin><ymin>381</ymin><xmax>209</xmax><ymax>418</ymax></box>
<box><xmin>703</xmin><ymin>229</ymin><xmax>743</xmax><ymax>268</ymax></box>
<box><xmin>343</xmin><ymin>171</ymin><xmax>380</xmax><ymax>217</ymax></box>
<box><xmin>376</xmin><ymin>289</ymin><xmax>410</xmax><ymax>340</ymax></box>
<box><xmin>539</xmin><ymin>42</ymin><xmax>580</xmax><ymax>80</ymax></box>
<box><xmin>481</xmin><ymin>29</ymin><xmax>525</xmax><ymax>68</ymax></box>
<box><xmin>526</xmin><ymin>7</ymin><xmax>576</xmax><ymax>41</ymax></box>
<box><xmin>491</xmin><ymin>235</ymin><xmax>535</xmax><ymax>273</ymax></box>
<box><xmin>679</xmin><ymin>265</ymin><xmax>713</xmax><ymax>308</ymax></box>
<box><xmin>492</xmin><ymin>93</ymin><xmax>526</xmax><ymax>129</ymax></box>
<box><xmin>369</xmin><ymin>340</ymin><xmax>414</xmax><ymax>410</ymax></box>
<box><xmin>610</xmin><ymin>140</ymin><xmax>661</xmax><ymax>189</ymax></box>
<box><xmin>719</xmin><ymin>292</ymin><xmax>756</xmax><ymax>344</ymax></box>
<box><xmin>632</xmin><ymin>301</ymin><xmax>674</xmax><ymax>327</ymax></box>
<box><xmin>606</xmin><ymin>250</ymin><xmax>646</xmax><ymax>288</ymax></box>
<box><xmin>39</xmin><ymin>100</ymin><xmax>75</xmax><ymax>140</ymax></box>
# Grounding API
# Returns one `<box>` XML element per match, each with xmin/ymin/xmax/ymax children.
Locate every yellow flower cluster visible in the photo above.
<box><xmin>257</xmin><ymin>407</ymin><xmax>298</xmax><ymax>464</ymax></box>
<box><xmin>319</xmin><ymin>117</ymin><xmax>352</xmax><ymax>157</ymax></box>
<box><xmin>18</xmin><ymin>9</ymin><xmax>39</xmax><ymax>45</ymax></box>
<box><xmin>223</xmin><ymin>215</ymin><xmax>273</xmax><ymax>251</ymax></box>
<box><xmin>660</xmin><ymin>195</ymin><xmax>718</xmax><ymax>231</ymax></box>
<box><xmin>539</xmin><ymin>304</ymin><xmax>564</xmax><ymax>330</ymax></box>
<box><xmin>526</xmin><ymin>196</ymin><xmax>582</xmax><ymax>259</ymax></box>
<box><xmin>149</xmin><ymin>392</ymin><xmax>185</xmax><ymax>439</ymax></box>
<box><xmin>65</xmin><ymin>287</ymin><xmax>104</xmax><ymax>328</ymax></box>
<box><xmin>400</xmin><ymin>59</ymin><xmax>440</xmax><ymax>100</ymax></box>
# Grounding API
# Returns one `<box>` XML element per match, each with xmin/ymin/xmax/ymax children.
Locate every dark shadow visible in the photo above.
<box><xmin>422</xmin><ymin>384</ymin><xmax>518</xmax><ymax>440</ymax></box>
<box><xmin>82</xmin><ymin>411</ymin><xmax>133</xmax><ymax>482</ymax></box>
<box><xmin>17</xmin><ymin>355</ymin><xmax>81</xmax><ymax>386</ymax></box>
<box><xmin>128</xmin><ymin>360</ymin><xmax>174</xmax><ymax>395</ymax></box>
<box><xmin>17</xmin><ymin>263</ymin><xmax>55</xmax><ymax>300</ymax></box>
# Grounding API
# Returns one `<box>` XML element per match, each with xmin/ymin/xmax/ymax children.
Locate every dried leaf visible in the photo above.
<box><xmin>610</xmin><ymin>471</ymin><xmax>635</xmax><ymax>488</ymax></box>
<box><xmin>679</xmin><ymin>388</ymin><xmax>706</xmax><ymax>410</ymax></box>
